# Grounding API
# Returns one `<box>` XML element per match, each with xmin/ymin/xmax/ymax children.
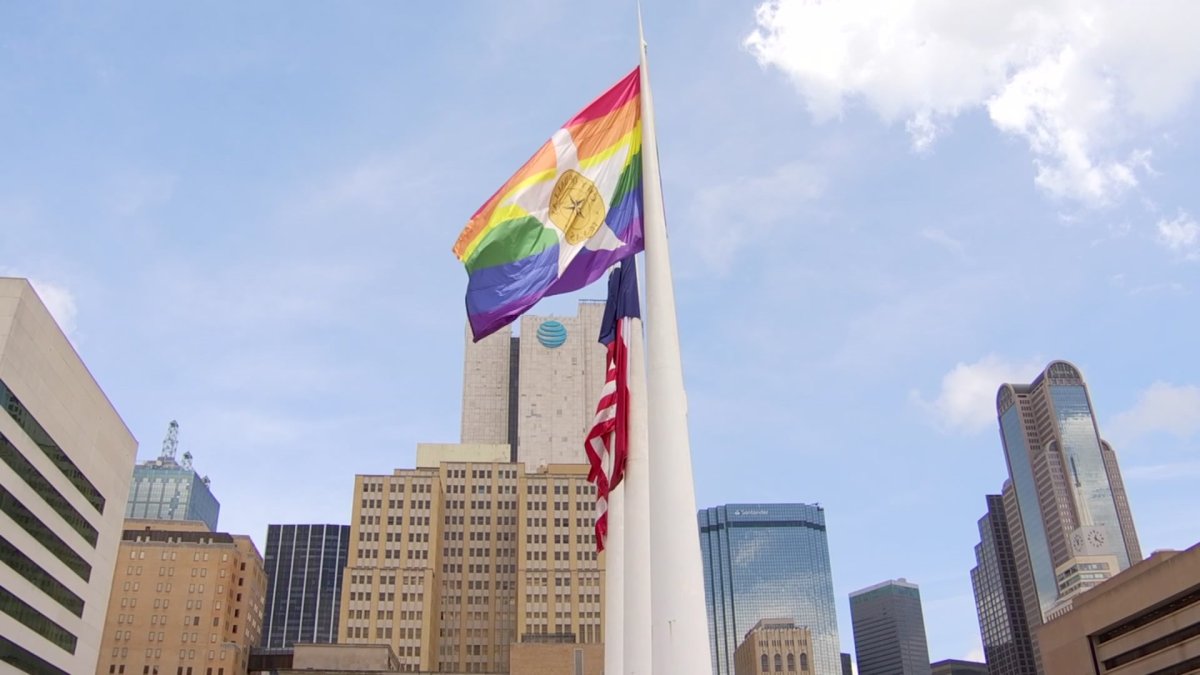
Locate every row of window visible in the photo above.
<box><xmin>0</xmin><ymin>584</ymin><xmax>77</xmax><ymax>654</ymax></box>
<box><xmin>0</xmin><ymin>431</ymin><xmax>99</xmax><ymax>546</ymax></box>
<box><xmin>1</xmin><ymin>377</ymin><xmax>106</xmax><ymax>513</ymax></box>
<box><xmin>0</xmin><ymin>532</ymin><xmax>83</xmax><ymax>616</ymax></box>
<box><xmin>0</xmin><ymin>634</ymin><xmax>68</xmax><ymax>675</ymax></box>
<box><xmin>0</xmin><ymin>484</ymin><xmax>91</xmax><ymax>580</ymax></box>
<box><xmin>758</xmin><ymin>652</ymin><xmax>809</xmax><ymax>672</ymax></box>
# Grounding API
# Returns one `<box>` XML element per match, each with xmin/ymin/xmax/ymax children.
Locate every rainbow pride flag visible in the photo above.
<box><xmin>453</xmin><ymin>67</ymin><xmax>643</xmax><ymax>341</ymax></box>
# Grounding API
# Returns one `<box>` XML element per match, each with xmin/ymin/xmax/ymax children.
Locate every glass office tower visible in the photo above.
<box><xmin>996</xmin><ymin>361</ymin><xmax>1141</xmax><ymax>624</ymax></box>
<box><xmin>261</xmin><ymin>524</ymin><xmax>352</xmax><ymax>648</ymax></box>
<box><xmin>700</xmin><ymin>503</ymin><xmax>841</xmax><ymax>675</ymax></box>
<box><xmin>126</xmin><ymin>455</ymin><xmax>220</xmax><ymax>530</ymax></box>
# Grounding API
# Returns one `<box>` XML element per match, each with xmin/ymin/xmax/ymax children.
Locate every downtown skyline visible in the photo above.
<box><xmin>4</xmin><ymin>0</ymin><xmax>1200</xmax><ymax>663</ymax></box>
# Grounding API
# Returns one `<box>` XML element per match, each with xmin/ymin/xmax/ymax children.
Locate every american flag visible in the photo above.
<box><xmin>584</xmin><ymin>260</ymin><xmax>640</xmax><ymax>551</ymax></box>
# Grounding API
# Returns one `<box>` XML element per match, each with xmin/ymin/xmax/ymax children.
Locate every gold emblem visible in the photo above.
<box><xmin>548</xmin><ymin>169</ymin><xmax>606</xmax><ymax>245</ymax></box>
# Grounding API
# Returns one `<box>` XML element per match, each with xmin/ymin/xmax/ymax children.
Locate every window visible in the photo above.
<box><xmin>800</xmin><ymin>654</ymin><xmax>808</xmax><ymax>671</ymax></box>
<box><xmin>775</xmin><ymin>654</ymin><xmax>782</xmax><ymax>672</ymax></box>
<box><xmin>787</xmin><ymin>653</ymin><xmax>795</xmax><ymax>671</ymax></box>
<box><xmin>761</xmin><ymin>655</ymin><xmax>769</xmax><ymax>673</ymax></box>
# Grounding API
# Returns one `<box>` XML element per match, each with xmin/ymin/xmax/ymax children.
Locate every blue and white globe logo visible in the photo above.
<box><xmin>536</xmin><ymin>320</ymin><xmax>568</xmax><ymax>348</ymax></box>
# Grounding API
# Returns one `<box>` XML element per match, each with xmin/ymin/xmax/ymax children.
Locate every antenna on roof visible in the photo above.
<box><xmin>160</xmin><ymin>420</ymin><xmax>179</xmax><ymax>461</ymax></box>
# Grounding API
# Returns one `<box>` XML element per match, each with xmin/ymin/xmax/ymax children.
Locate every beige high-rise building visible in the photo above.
<box><xmin>0</xmin><ymin>278</ymin><xmax>139</xmax><ymax>674</ymax></box>
<box><xmin>460</xmin><ymin>302</ymin><xmax>607</xmax><ymax>471</ymax></box>
<box><xmin>733</xmin><ymin>619</ymin><xmax>814</xmax><ymax>675</ymax></box>
<box><xmin>338</xmin><ymin>455</ymin><xmax>603</xmax><ymax>673</ymax></box>
<box><xmin>461</xmin><ymin>325</ymin><xmax>515</xmax><ymax>450</ymax></box>
<box><xmin>96</xmin><ymin>519</ymin><xmax>266</xmax><ymax>675</ymax></box>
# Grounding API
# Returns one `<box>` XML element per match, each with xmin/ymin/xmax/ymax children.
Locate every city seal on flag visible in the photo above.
<box><xmin>549</xmin><ymin>169</ymin><xmax>607</xmax><ymax>245</ymax></box>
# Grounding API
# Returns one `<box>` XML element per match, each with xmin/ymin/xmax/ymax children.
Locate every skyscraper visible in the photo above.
<box><xmin>0</xmin><ymin>278</ymin><xmax>138</xmax><ymax>674</ymax></box>
<box><xmin>970</xmin><ymin>492</ymin><xmax>1038</xmax><ymax>675</ymax></box>
<box><xmin>996</xmin><ymin>361</ymin><xmax>1141</xmax><ymax>626</ymax></box>
<box><xmin>261</xmin><ymin>524</ymin><xmax>352</xmax><ymax>648</ymax></box>
<box><xmin>849</xmin><ymin>579</ymin><xmax>932</xmax><ymax>675</ymax></box>
<box><xmin>460</xmin><ymin>302</ymin><xmax>606</xmax><ymax>470</ymax></box>
<box><xmin>699</xmin><ymin>503</ymin><xmax>841</xmax><ymax>675</ymax></box>
<box><xmin>125</xmin><ymin>441</ymin><xmax>220</xmax><ymax>531</ymax></box>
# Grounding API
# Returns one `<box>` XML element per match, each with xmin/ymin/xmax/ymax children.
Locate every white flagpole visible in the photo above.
<box><xmin>638</xmin><ymin>11</ymin><xmax>714</xmax><ymax>675</ymax></box>
<box><xmin>623</xmin><ymin>310</ymin><xmax>652</xmax><ymax>675</ymax></box>
<box><xmin>604</xmin><ymin>482</ymin><xmax>624</xmax><ymax>675</ymax></box>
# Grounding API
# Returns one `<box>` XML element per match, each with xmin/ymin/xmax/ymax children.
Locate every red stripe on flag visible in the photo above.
<box><xmin>584</xmin><ymin>318</ymin><xmax>632</xmax><ymax>551</ymax></box>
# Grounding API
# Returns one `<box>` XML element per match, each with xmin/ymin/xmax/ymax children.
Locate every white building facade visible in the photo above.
<box><xmin>0</xmin><ymin>278</ymin><xmax>138</xmax><ymax>674</ymax></box>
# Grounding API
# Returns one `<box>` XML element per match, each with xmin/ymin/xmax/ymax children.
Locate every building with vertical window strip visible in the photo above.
<box><xmin>338</xmin><ymin>453</ymin><xmax>604</xmax><ymax>673</ymax></box>
<box><xmin>971</xmin><ymin>492</ymin><xmax>1038</xmax><ymax>675</ymax></box>
<box><xmin>261</xmin><ymin>524</ymin><xmax>351</xmax><ymax>649</ymax></box>
<box><xmin>96</xmin><ymin>519</ymin><xmax>267</xmax><ymax>675</ymax></box>
<box><xmin>0</xmin><ymin>277</ymin><xmax>139</xmax><ymax>674</ymax></box>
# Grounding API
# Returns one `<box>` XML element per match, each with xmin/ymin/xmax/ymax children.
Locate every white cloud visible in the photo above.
<box><xmin>912</xmin><ymin>355</ymin><xmax>1043</xmax><ymax>434</ymax></box>
<box><xmin>919</xmin><ymin>227</ymin><xmax>968</xmax><ymax>261</ymax></box>
<box><xmin>745</xmin><ymin>0</ymin><xmax>1200</xmax><ymax>205</ymax></box>
<box><xmin>1124</xmin><ymin>460</ymin><xmax>1200</xmax><ymax>481</ymax></box>
<box><xmin>964</xmin><ymin>646</ymin><xmax>986</xmax><ymax>662</ymax></box>
<box><xmin>1111</xmin><ymin>382</ymin><xmax>1200</xmax><ymax>439</ymax></box>
<box><xmin>687</xmin><ymin>161</ymin><xmax>825</xmax><ymax>273</ymax></box>
<box><xmin>1156</xmin><ymin>211</ymin><xmax>1200</xmax><ymax>259</ymax></box>
<box><xmin>23</xmin><ymin>279</ymin><xmax>78</xmax><ymax>337</ymax></box>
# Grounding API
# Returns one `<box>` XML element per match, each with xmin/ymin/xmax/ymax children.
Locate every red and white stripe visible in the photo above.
<box><xmin>584</xmin><ymin>317</ymin><xmax>633</xmax><ymax>551</ymax></box>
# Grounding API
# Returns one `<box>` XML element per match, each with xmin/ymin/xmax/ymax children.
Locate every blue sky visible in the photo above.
<box><xmin>4</xmin><ymin>0</ymin><xmax>1200</xmax><ymax>663</ymax></box>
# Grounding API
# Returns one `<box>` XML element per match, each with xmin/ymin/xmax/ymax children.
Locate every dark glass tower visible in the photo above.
<box><xmin>970</xmin><ymin>493</ymin><xmax>1038</xmax><ymax>675</ymax></box>
<box><xmin>261</xmin><ymin>524</ymin><xmax>352</xmax><ymax>648</ymax></box>
<box><xmin>699</xmin><ymin>503</ymin><xmax>841</xmax><ymax>675</ymax></box>
<box><xmin>849</xmin><ymin>579</ymin><xmax>931</xmax><ymax>675</ymax></box>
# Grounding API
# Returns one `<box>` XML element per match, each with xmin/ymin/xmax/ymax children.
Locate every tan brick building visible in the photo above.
<box><xmin>1037</xmin><ymin>542</ymin><xmax>1200</xmax><ymax>674</ymax></box>
<box><xmin>97</xmin><ymin>519</ymin><xmax>266</xmax><ymax>675</ymax></box>
<box><xmin>338</xmin><ymin>457</ymin><xmax>604</xmax><ymax>673</ymax></box>
<box><xmin>733</xmin><ymin>619</ymin><xmax>814</xmax><ymax>675</ymax></box>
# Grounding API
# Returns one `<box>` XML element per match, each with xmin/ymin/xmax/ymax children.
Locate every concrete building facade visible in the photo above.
<box><xmin>996</xmin><ymin>361</ymin><xmax>1141</xmax><ymax>629</ymax></box>
<box><xmin>338</xmin><ymin>460</ymin><xmax>603</xmax><ymax>673</ymax></box>
<box><xmin>1036</xmin><ymin>543</ymin><xmax>1200</xmax><ymax>675</ymax></box>
<box><xmin>849</xmin><ymin>579</ymin><xmax>932</xmax><ymax>675</ymax></box>
<box><xmin>700</xmin><ymin>503</ymin><xmax>841</xmax><ymax>675</ymax></box>
<box><xmin>0</xmin><ymin>277</ymin><xmax>139</xmax><ymax>674</ymax></box>
<box><xmin>96</xmin><ymin>519</ymin><xmax>267</xmax><ymax>675</ymax></box>
<box><xmin>733</xmin><ymin>619</ymin><xmax>814</xmax><ymax>675</ymax></box>
<box><xmin>261</xmin><ymin>524</ymin><xmax>352</xmax><ymax>648</ymax></box>
<box><xmin>460</xmin><ymin>303</ymin><xmax>606</xmax><ymax>471</ymax></box>
<box><xmin>971</xmin><ymin>492</ymin><xmax>1038</xmax><ymax>675</ymax></box>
